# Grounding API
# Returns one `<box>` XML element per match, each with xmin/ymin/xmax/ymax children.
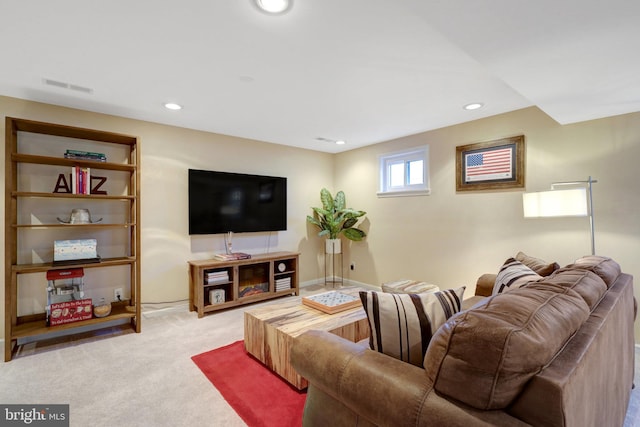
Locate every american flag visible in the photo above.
<box><xmin>465</xmin><ymin>147</ymin><xmax>513</xmax><ymax>182</ymax></box>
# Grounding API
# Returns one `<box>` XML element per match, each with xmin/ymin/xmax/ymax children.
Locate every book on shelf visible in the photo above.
<box><xmin>71</xmin><ymin>166</ymin><xmax>91</xmax><ymax>195</ymax></box>
<box><xmin>206</xmin><ymin>277</ymin><xmax>229</xmax><ymax>283</ymax></box>
<box><xmin>205</xmin><ymin>271</ymin><xmax>230</xmax><ymax>283</ymax></box>
<box><xmin>214</xmin><ymin>252</ymin><xmax>252</xmax><ymax>261</ymax></box>
<box><xmin>64</xmin><ymin>149</ymin><xmax>107</xmax><ymax>162</ymax></box>
<box><xmin>206</xmin><ymin>271</ymin><xmax>229</xmax><ymax>278</ymax></box>
<box><xmin>275</xmin><ymin>277</ymin><xmax>291</xmax><ymax>291</ymax></box>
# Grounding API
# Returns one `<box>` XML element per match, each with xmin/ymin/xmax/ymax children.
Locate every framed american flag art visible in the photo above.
<box><xmin>455</xmin><ymin>135</ymin><xmax>525</xmax><ymax>192</ymax></box>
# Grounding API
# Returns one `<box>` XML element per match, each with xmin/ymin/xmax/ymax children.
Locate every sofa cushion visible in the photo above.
<box><xmin>359</xmin><ymin>287</ymin><xmax>465</xmax><ymax>367</ymax></box>
<box><xmin>424</xmin><ymin>283</ymin><xmax>590</xmax><ymax>410</ymax></box>
<box><xmin>515</xmin><ymin>251</ymin><xmax>560</xmax><ymax>276</ymax></box>
<box><xmin>542</xmin><ymin>268</ymin><xmax>607</xmax><ymax>310</ymax></box>
<box><xmin>568</xmin><ymin>255</ymin><xmax>621</xmax><ymax>287</ymax></box>
<box><xmin>492</xmin><ymin>258</ymin><xmax>542</xmax><ymax>295</ymax></box>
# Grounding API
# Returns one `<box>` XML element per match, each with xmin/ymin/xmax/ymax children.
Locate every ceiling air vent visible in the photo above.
<box><xmin>43</xmin><ymin>78</ymin><xmax>93</xmax><ymax>94</ymax></box>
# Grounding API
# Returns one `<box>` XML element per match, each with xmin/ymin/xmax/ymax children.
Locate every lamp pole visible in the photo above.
<box><xmin>587</xmin><ymin>176</ymin><xmax>596</xmax><ymax>256</ymax></box>
<box><xmin>551</xmin><ymin>176</ymin><xmax>597</xmax><ymax>255</ymax></box>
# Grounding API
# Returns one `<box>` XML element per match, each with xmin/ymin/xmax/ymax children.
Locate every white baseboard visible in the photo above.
<box><xmin>142</xmin><ymin>301</ymin><xmax>190</xmax><ymax>317</ymax></box>
<box><xmin>300</xmin><ymin>277</ymin><xmax>378</xmax><ymax>290</ymax></box>
<box><xmin>342</xmin><ymin>279</ymin><xmax>379</xmax><ymax>290</ymax></box>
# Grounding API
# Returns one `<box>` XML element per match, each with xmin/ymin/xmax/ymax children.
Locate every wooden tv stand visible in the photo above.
<box><xmin>188</xmin><ymin>252</ymin><xmax>299</xmax><ymax>317</ymax></box>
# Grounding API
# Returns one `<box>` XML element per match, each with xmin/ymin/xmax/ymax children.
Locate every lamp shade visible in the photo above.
<box><xmin>522</xmin><ymin>188</ymin><xmax>588</xmax><ymax>218</ymax></box>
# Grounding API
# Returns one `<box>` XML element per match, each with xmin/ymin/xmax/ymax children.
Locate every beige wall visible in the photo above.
<box><xmin>0</xmin><ymin>96</ymin><xmax>333</xmax><ymax>341</ymax></box>
<box><xmin>2</xmin><ymin>97</ymin><xmax>639</xmax><ymax>342</ymax></box>
<box><xmin>335</xmin><ymin>106</ymin><xmax>640</xmax><ymax>337</ymax></box>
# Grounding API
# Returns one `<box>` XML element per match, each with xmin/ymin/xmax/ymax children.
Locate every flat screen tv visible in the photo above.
<box><xmin>188</xmin><ymin>169</ymin><xmax>287</xmax><ymax>235</ymax></box>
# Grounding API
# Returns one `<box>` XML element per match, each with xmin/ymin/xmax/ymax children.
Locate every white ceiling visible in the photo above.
<box><xmin>1</xmin><ymin>0</ymin><xmax>639</xmax><ymax>153</ymax></box>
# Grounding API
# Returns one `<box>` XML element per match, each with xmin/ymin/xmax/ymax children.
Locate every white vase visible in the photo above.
<box><xmin>325</xmin><ymin>238</ymin><xmax>342</xmax><ymax>254</ymax></box>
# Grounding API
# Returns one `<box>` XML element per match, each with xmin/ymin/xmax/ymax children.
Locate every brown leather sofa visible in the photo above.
<box><xmin>291</xmin><ymin>256</ymin><xmax>635</xmax><ymax>427</ymax></box>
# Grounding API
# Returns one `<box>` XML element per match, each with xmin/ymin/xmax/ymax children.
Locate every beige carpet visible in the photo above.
<box><xmin>0</xmin><ymin>285</ymin><xmax>334</xmax><ymax>427</ymax></box>
<box><xmin>625</xmin><ymin>349</ymin><xmax>640</xmax><ymax>427</ymax></box>
<box><xmin>1</xmin><ymin>285</ymin><xmax>638</xmax><ymax>427</ymax></box>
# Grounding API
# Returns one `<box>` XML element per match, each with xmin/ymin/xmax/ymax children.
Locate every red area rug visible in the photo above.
<box><xmin>191</xmin><ymin>340</ymin><xmax>306</xmax><ymax>427</ymax></box>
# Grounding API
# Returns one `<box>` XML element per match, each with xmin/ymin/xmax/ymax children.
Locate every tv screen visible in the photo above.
<box><xmin>188</xmin><ymin>169</ymin><xmax>287</xmax><ymax>235</ymax></box>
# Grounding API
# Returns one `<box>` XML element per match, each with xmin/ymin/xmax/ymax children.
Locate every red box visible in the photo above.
<box><xmin>46</xmin><ymin>268</ymin><xmax>84</xmax><ymax>281</ymax></box>
<box><xmin>49</xmin><ymin>299</ymin><xmax>93</xmax><ymax>326</ymax></box>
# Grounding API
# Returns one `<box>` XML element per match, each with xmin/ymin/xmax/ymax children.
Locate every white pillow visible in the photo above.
<box><xmin>359</xmin><ymin>287</ymin><xmax>465</xmax><ymax>367</ymax></box>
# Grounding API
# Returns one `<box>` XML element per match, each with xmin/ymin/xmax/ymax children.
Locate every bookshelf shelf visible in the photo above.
<box><xmin>13</xmin><ymin>223</ymin><xmax>135</xmax><ymax>229</ymax></box>
<box><xmin>13</xmin><ymin>191</ymin><xmax>135</xmax><ymax>200</ymax></box>
<box><xmin>13</xmin><ymin>301</ymin><xmax>135</xmax><ymax>339</ymax></box>
<box><xmin>13</xmin><ymin>153</ymin><xmax>136</xmax><ymax>171</ymax></box>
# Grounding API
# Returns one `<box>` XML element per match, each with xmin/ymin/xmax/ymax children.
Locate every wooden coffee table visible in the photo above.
<box><xmin>244</xmin><ymin>287</ymin><xmax>370</xmax><ymax>390</ymax></box>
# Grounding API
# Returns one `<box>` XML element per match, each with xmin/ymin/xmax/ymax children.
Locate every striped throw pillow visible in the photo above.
<box><xmin>359</xmin><ymin>287</ymin><xmax>465</xmax><ymax>367</ymax></box>
<box><xmin>492</xmin><ymin>258</ymin><xmax>542</xmax><ymax>295</ymax></box>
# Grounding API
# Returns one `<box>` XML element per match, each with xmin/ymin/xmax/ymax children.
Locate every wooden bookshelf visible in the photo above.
<box><xmin>4</xmin><ymin>117</ymin><xmax>141</xmax><ymax>361</ymax></box>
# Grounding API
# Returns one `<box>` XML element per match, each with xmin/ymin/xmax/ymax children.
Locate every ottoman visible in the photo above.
<box><xmin>381</xmin><ymin>279</ymin><xmax>440</xmax><ymax>294</ymax></box>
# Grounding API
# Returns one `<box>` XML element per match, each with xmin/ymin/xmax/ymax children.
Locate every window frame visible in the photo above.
<box><xmin>377</xmin><ymin>145</ymin><xmax>431</xmax><ymax>197</ymax></box>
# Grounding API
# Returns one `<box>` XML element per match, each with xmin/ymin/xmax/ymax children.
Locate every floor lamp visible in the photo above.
<box><xmin>522</xmin><ymin>176</ymin><xmax>598</xmax><ymax>255</ymax></box>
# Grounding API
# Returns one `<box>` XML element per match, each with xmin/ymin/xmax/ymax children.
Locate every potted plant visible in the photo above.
<box><xmin>307</xmin><ymin>188</ymin><xmax>367</xmax><ymax>254</ymax></box>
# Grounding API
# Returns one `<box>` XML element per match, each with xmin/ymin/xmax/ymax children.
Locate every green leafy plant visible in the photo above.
<box><xmin>307</xmin><ymin>188</ymin><xmax>367</xmax><ymax>241</ymax></box>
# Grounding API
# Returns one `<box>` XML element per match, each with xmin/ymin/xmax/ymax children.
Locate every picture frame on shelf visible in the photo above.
<box><xmin>455</xmin><ymin>135</ymin><xmax>525</xmax><ymax>192</ymax></box>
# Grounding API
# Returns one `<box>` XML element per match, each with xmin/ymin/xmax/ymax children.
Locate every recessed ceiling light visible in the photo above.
<box><xmin>164</xmin><ymin>103</ymin><xmax>182</xmax><ymax>110</ymax></box>
<box><xmin>463</xmin><ymin>102</ymin><xmax>484</xmax><ymax>111</ymax></box>
<box><xmin>254</xmin><ymin>0</ymin><xmax>291</xmax><ymax>14</ymax></box>
<box><xmin>335</xmin><ymin>140</ymin><xmax>346</xmax><ymax>145</ymax></box>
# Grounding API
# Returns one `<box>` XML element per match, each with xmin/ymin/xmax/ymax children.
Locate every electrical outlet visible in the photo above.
<box><xmin>114</xmin><ymin>288</ymin><xmax>123</xmax><ymax>301</ymax></box>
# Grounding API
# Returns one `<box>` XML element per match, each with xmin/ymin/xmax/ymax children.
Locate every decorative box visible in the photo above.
<box><xmin>49</xmin><ymin>299</ymin><xmax>93</xmax><ymax>326</ymax></box>
<box><xmin>53</xmin><ymin>239</ymin><xmax>99</xmax><ymax>263</ymax></box>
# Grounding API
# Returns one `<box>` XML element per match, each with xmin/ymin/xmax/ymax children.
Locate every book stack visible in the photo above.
<box><xmin>71</xmin><ymin>166</ymin><xmax>91</xmax><ymax>194</ymax></box>
<box><xmin>64</xmin><ymin>149</ymin><xmax>107</xmax><ymax>162</ymax></box>
<box><xmin>206</xmin><ymin>270</ymin><xmax>229</xmax><ymax>284</ymax></box>
<box><xmin>275</xmin><ymin>277</ymin><xmax>291</xmax><ymax>291</ymax></box>
<box><xmin>214</xmin><ymin>252</ymin><xmax>252</xmax><ymax>261</ymax></box>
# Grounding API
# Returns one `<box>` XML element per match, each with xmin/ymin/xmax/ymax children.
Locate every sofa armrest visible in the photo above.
<box><xmin>291</xmin><ymin>330</ymin><xmax>529</xmax><ymax>427</ymax></box>
<box><xmin>291</xmin><ymin>330</ymin><xmax>432</xmax><ymax>426</ymax></box>
<box><xmin>475</xmin><ymin>273</ymin><xmax>496</xmax><ymax>296</ymax></box>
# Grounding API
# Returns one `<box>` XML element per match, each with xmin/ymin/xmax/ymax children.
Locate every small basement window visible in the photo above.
<box><xmin>378</xmin><ymin>146</ymin><xmax>430</xmax><ymax>197</ymax></box>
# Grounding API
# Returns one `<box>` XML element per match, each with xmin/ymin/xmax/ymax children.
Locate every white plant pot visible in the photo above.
<box><xmin>325</xmin><ymin>238</ymin><xmax>342</xmax><ymax>254</ymax></box>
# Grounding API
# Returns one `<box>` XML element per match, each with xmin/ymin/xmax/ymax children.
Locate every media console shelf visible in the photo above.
<box><xmin>188</xmin><ymin>252</ymin><xmax>299</xmax><ymax>317</ymax></box>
